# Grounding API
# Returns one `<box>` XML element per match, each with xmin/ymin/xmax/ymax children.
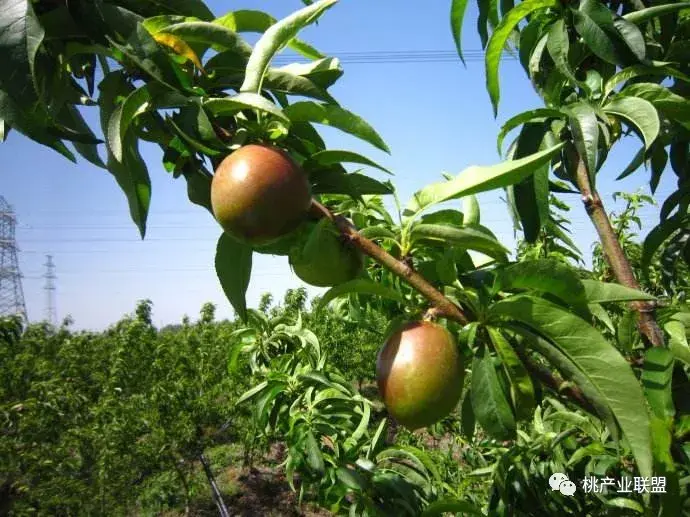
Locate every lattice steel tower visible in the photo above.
<box><xmin>44</xmin><ymin>255</ymin><xmax>57</xmax><ymax>326</ymax></box>
<box><xmin>0</xmin><ymin>196</ymin><xmax>27</xmax><ymax>321</ymax></box>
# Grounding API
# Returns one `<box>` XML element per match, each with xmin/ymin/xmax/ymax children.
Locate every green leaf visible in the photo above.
<box><xmin>546</xmin><ymin>20</ymin><xmax>580</xmax><ymax>86</ymax></box>
<box><xmin>450</xmin><ymin>0</ymin><xmax>471</xmax><ymax>64</ymax></box>
<box><xmin>106</xmin><ymin>134</ymin><xmax>152</xmax><ymax>239</ymax></box>
<box><xmin>411</xmin><ymin>224</ymin><xmax>509</xmax><ymax>262</ymax></box>
<box><xmin>283</xmin><ymin>101</ymin><xmax>389</xmax><ymax>153</ymax></box>
<box><xmin>276</xmin><ymin>58</ymin><xmax>343</xmax><ymax>89</ymax></box>
<box><xmin>260</xmin><ymin>69</ymin><xmax>335</xmax><ymax>103</ymax></box>
<box><xmin>240</xmin><ymin>0</ymin><xmax>338</xmax><ymax>93</ymax></box>
<box><xmin>622</xmin><ymin>83</ymin><xmax>690</xmax><ymax>128</ymax></box>
<box><xmin>488</xmin><ymin>295</ymin><xmax>653</xmax><ymax>480</ymax></box>
<box><xmin>495</xmin><ymin>259</ymin><xmax>590</xmax><ymax>318</ymax></box>
<box><xmin>471</xmin><ymin>354</ymin><xmax>517</xmax><ymax>440</ymax></box>
<box><xmin>182</xmin><ymin>165</ymin><xmax>213</xmax><ymax>214</ymax></box>
<box><xmin>613</xmin><ymin>17</ymin><xmax>646</xmax><ymax>61</ymax></box>
<box><xmin>214</xmin><ymin>9</ymin><xmax>324</xmax><ymax>60</ymax></box>
<box><xmin>572</xmin><ymin>4</ymin><xmax>624</xmax><ymax>65</ymax></box>
<box><xmin>603</xmin><ymin>96</ymin><xmax>660</xmax><ymax>149</ymax></box>
<box><xmin>336</xmin><ymin>467</ymin><xmax>366</xmax><ymax>491</ymax></box>
<box><xmin>604</xmin><ymin>65</ymin><xmax>690</xmax><ymax>99</ymax></box>
<box><xmin>616</xmin><ymin>310</ymin><xmax>638</xmax><ymax>352</ymax></box>
<box><xmin>421</xmin><ymin>498</ymin><xmax>485</xmax><ymax>517</ymax></box>
<box><xmin>565</xmin><ymin>102</ymin><xmax>599</xmax><ymax>180</ymax></box>
<box><xmin>485</xmin><ymin>0</ymin><xmax>559</xmax><ymax>115</ymax></box>
<box><xmin>606</xmin><ymin>498</ymin><xmax>644</xmax><ymax>513</ymax></box>
<box><xmin>512</xmin><ymin>123</ymin><xmax>550</xmax><ymax>242</ymax></box>
<box><xmin>623</xmin><ymin>3</ymin><xmax>690</xmax><ymax>25</ymax></box>
<box><xmin>666</xmin><ymin>320</ymin><xmax>690</xmax><ymax>366</ymax></box>
<box><xmin>304</xmin><ymin>430</ymin><xmax>325</xmax><ymax>474</ymax></box>
<box><xmin>316</xmin><ymin>279</ymin><xmax>402</xmax><ymax>312</ymax></box>
<box><xmin>107</xmin><ymin>86</ymin><xmax>151</xmax><ymax>162</ymax></box>
<box><xmin>162</xmin><ymin>21</ymin><xmax>252</xmax><ymax>56</ymax></box>
<box><xmin>0</xmin><ymin>0</ymin><xmax>42</xmax><ymax>106</ymax></box>
<box><xmin>215</xmin><ymin>233</ymin><xmax>253</xmax><ymax>321</ymax></box>
<box><xmin>204</xmin><ymin>93</ymin><xmax>289</xmax><ymax>123</ymax></box>
<box><xmin>463</xmin><ymin>195</ymin><xmax>480</xmax><ymax>225</ymax></box>
<box><xmin>108</xmin><ymin>24</ymin><xmax>186</xmax><ymax>92</ymax></box>
<box><xmin>406</xmin><ymin>144</ymin><xmax>563</xmax><ymax>214</ymax></box>
<box><xmin>488</xmin><ymin>327</ymin><xmax>535</xmax><ymax>421</ymax></box>
<box><xmin>166</xmin><ymin>117</ymin><xmax>221</xmax><ymax>156</ymax></box>
<box><xmin>61</xmin><ymin>105</ymin><xmax>106</xmax><ymax>169</ymax></box>
<box><xmin>305</xmin><ymin>150</ymin><xmax>392</xmax><ymax>175</ymax></box>
<box><xmin>0</xmin><ymin>119</ymin><xmax>5</xmax><ymax>142</ymax></box>
<box><xmin>311</xmin><ymin>170</ymin><xmax>392</xmax><ymax>196</ymax></box>
<box><xmin>236</xmin><ymin>380</ymin><xmax>269</xmax><ymax>405</ymax></box>
<box><xmin>580</xmin><ymin>279</ymin><xmax>656</xmax><ymax>303</ymax></box>
<box><xmin>496</xmin><ymin>108</ymin><xmax>564</xmax><ymax>155</ymax></box>
<box><xmin>641</xmin><ymin>347</ymin><xmax>675</xmax><ymax>421</ymax></box>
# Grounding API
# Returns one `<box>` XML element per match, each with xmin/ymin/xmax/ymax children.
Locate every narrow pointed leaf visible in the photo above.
<box><xmin>641</xmin><ymin>347</ymin><xmax>675</xmax><ymax>420</ymax></box>
<box><xmin>305</xmin><ymin>150</ymin><xmax>392</xmax><ymax>174</ymax></box>
<box><xmin>204</xmin><ymin>93</ymin><xmax>289</xmax><ymax>123</ymax></box>
<box><xmin>107</xmin><ymin>86</ymin><xmax>151</xmax><ymax>162</ymax></box>
<box><xmin>471</xmin><ymin>354</ymin><xmax>516</xmax><ymax>440</ymax></box>
<box><xmin>406</xmin><ymin>144</ymin><xmax>563</xmax><ymax>214</ymax></box>
<box><xmin>566</xmin><ymin>102</ymin><xmax>599</xmax><ymax>179</ymax></box>
<box><xmin>215</xmin><ymin>233</ymin><xmax>252</xmax><ymax>321</ymax></box>
<box><xmin>487</xmin><ymin>327</ymin><xmax>535</xmax><ymax>420</ymax></box>
<box><xmin>241</xmin><ymin>0</ymin><xmax>338</xmax><ymax>93</ymax></box>
<box><xmin>497</xmin><ymin>108</ymin><xmax>564</xmax><ymax>155</ymax></box>
<box><xmin>496</xmin><ymin>259</ymin><xmax>590</xmax><ymax>317</ymax></box>
<box><xmin>485</xmin><ymin>0</ymin><xmax>559</xmax><ymax>114</ymax></box>
<box><xmin>284</xmin><ymin>101</ymin><xmax>389</xmax><ymax>152</ymax></box>
<box><xmin>421</xmin><ymin>499</ymin><xmax>485</xmax><ymax>517</ymax></box>
<box><xmin>163</xmin><ymin>21</ymin><xmax>253</xmax><ymax>56</ymax></box>
<box><xmin>623</xmin><ymin>3</ymin><xmax>690</xmax><ymax>25</ymax></box>
<box><xmin>450</xmin><ymin>0</ymin><xmax>471</xmax><ymax>64</ymax></box>
<box><xmin>580</xmin><ymin>279</ymin><xmax>656</xmax><ymax>303</ymax></box>
<box><xmin>316</xmin><ymin>279</ymin><xmax>402</xmax><ymax>312</ymax></box>
<box><xmin>411</xmin><ymin>224</ymin><xmax>509</xmax><ymax>261</ymax></box>
<box><xmin>463</xmin><ymin>195</ymin><xmax>480</xmax><ymax>225</ymax></box>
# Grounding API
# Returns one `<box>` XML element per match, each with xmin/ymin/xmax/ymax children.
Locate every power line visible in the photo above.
<box><xmin>271</xmin><ymin>49</ymin><xmax>516</xmax><ymax>65</ymax></box>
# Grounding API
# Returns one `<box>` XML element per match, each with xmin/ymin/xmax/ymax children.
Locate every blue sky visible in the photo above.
<box><xmin>0</xmin><ymin>0</ymin><xmax>675</xmax><ymax>329</ymax></box>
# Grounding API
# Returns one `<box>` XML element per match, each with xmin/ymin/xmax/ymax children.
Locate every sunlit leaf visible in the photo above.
<box><xmin>284</xmin><ymin>101</ymin><xmax>389</xmax><ymax>152</ymax></box>
<box><xmin>241</xmin><ymin>0</ymin><xmax>338</xmax><ymax>93</ymax></box>
<box><xmin>316</xmin><ymin>279</ymin><xmax>402</xmax><ymax>312</ymax></box>
<box><xmin>406</xmin><ymin>144</ymin><xmax>563</xmax><ymax>214</ymax></box>
<box><xmin>603</xmin><ymin>96</ymin><xmax>660</xmax><ymax>149</ymax></box>
<box><xmin>485</xmin><ymin>0</ymin><xmax>559</xmax><ymax>114</ymax></box>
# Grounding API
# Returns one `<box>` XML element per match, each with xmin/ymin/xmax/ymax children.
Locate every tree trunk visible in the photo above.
<box><xmin>569</xmin><ymin>146</ymin><xmax>665</xmax><ymax>347</ymax></box>
<box><xmin>199</xmin><ymin>453</ymin><xmax>230</xmax><ymax>517</ymax></box>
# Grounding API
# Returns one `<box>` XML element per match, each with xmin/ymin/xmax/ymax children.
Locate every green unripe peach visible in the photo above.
<box><xmin>288</xmin><ymin>220</ymin><xmax>363</xmax><ymax>287</ymax></box>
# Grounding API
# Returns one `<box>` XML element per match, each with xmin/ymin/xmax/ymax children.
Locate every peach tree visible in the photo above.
<box><xmin>2</xmin><ymin>0</ymin><xmax>690</xmax><ymax>514</ymax></box>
